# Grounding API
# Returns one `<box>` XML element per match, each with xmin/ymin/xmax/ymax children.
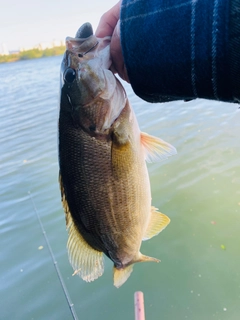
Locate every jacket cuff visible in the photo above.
<box><xmin>229</xmin><ymin>0</ymin><xmax>240</xmax><ymax>102</ymax></box>
<box><xmin>120</xmin><ymin>0</ymin><xmax>239</xmax><ymax>103</ymax></box>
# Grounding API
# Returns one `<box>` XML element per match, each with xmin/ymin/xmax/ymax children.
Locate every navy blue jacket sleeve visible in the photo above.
<box><xmin>120</xmin><ymin>0</ymin><xmax>240</xmax><ymax>103</ymax></box>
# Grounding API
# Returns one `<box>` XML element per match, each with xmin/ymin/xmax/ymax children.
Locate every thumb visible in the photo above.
<box><xmin>111</xmin><ymin>21</ymin><xmax>129</xmax><ymax>82</ymax></box>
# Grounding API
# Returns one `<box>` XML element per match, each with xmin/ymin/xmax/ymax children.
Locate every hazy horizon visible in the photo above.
<box><xmin>0</xmin><ymin>0</ymin><xmax>116</xmax><ymax>52</ymax></box>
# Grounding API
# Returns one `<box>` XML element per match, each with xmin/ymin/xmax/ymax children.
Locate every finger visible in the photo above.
<box><xmin>95</xmin><ymin>1</ymin><xmax>121</xmax><ymax>38</ymax></box>
<box><xmin>111</xmin><ymin>21</ymin><xmax>129</xmax><ymax>82</ymax></box>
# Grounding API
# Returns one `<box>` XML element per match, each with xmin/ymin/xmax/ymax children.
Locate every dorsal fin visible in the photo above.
<box><xmin>59</xmin><ymin>172</ymin><xmax>104</xmax><ymax>282</ymax></box>
<box><xmin>67</xmin><ymin>216</ymin><xmax>104</xmax><ymax>282</ymax></box>
<box><xmin>59</xmin><ymin>173</ymin><xmax>70</xmax><ymax>225</ymax></box>
<box><xmin>140</xmin><ymin>132</ymin><xmax>177</xmax><ymax>162</ymax></box>
<box><xmin>143</xmin><ymin>207</ymin><xmax>170</xmax><ymax>241</ymax></box>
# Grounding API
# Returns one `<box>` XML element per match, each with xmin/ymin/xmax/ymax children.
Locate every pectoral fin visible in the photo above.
<box><xmin>59</xmin><ymin>172</ymin><xmax>104</xmax><ymax>282</ymax></box>
<box><xmin>143</xmin><ymin>206</ymin><xmax>170</xmax><ymax>241</ymax></box>
<box><xmin>111</xmin><ymin>125</ymin><xmax>134</xmax><ymax>178</ymax></box>
<box><xmin>140</xmin><ymin>132</ymin><xmax>177</xmax><ymax>162</ymax></box>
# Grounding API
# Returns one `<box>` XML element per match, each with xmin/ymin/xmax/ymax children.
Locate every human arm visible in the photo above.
<box><xmin>96</xmin><ymin>0</ymin><xmax>240</xmax><ymax>103</ymax></box>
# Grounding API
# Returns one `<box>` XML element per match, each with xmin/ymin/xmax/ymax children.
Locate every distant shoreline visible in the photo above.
<box><xmin>0</xmin><ymin>46</ymin><xmax>65</xmax><ymax>64</ymax></box>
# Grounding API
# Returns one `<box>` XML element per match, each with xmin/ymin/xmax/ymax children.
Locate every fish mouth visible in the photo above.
<box><xmin>65</xmin><ymin>23</ymin><xmax>98</xmax><ymax>56</ymax></box>
<box><xmin>60</xmin><ymin>22</ymin><xmax>126</xmax><ymax>132</ymax></box>
<box><xmin>75</xmin><ymin>22</ymin><xmax>94</xmax><ymax>39</ymax></box>
<box><xmin>66</xmin><ymin>37</ymin><xmax>99</xmax><ymax>56</ymax></box>
<box><xmin>65</xmin><ymin>22</ymin><xmax>111</xmax><ymax>69</ymax></box>
<box><xmin>61</xmin><ymin>23</ymin><xmax>114</xmax><ymax>109</ymax></box>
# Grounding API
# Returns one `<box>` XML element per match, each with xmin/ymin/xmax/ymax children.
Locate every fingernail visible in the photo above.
<box><xmin>116</xmin><ymin>20</ymin><xmax>120</xmax><ymax>37</ymax></box>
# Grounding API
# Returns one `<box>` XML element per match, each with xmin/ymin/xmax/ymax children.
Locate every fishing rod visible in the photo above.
<box><xmin>134</xmin><ymin>291</ymin><xmax>145</xmax><ymax>320</ymax></box>
<box><xmin>28</xmin><ymin>191</ymin><xmax>79</xmax><ymax>320</ymax></box>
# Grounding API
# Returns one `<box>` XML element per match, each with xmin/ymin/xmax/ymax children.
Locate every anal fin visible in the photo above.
<box><xmin>143</xmin><ymin>206</ymin><xmax>170</xmax><ymax>241</ymax></box>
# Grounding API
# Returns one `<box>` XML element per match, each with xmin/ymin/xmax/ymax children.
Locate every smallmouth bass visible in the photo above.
<box><xmin>58</xmin><ymin>23</ymin><xmax>177</xmax><ymax>288</ymax></box>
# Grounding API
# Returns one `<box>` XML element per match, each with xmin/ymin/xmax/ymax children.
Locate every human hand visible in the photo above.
<box><xmin>95</xmin><ymin>1</ymin><xmax>129</xmax><ymax>82</ymax></box>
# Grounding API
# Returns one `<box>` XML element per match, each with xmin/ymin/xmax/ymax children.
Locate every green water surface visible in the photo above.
<box><xmin>0</xmin><ymin>56</ymin><xmax>239</xmax><ymax>320</ymax></box>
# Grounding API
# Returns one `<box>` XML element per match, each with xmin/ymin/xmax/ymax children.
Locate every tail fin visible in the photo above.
<box><xmin>138</xmin><ymin>254</ymin><xmax>160</xmax><ymax>263</ymax></box>
<box><xmin>113</xmin><ymin>265</ymin><xmax>133</xmax><ymax>288</ymax></box>
<box><xmin>113</xmin><ymin>254</ymin><xmax>160</xmax><ymax>288</ymax></box>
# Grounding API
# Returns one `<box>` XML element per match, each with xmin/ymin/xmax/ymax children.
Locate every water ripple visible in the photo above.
<box><xmin>1</xmin><ymin>56</ymin><xmax>240</xmax><ymax>320</ymax></box>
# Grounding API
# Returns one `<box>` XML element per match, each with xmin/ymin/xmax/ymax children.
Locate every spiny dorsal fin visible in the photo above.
<box><xmin>143</xmin><ymin>207</ymin><xmax>170</xmax><ymax>241</ymax></box>
<box><xmin>59</xmin><ymin>172</ymin><xmax>104</xmax><ymax>282</ymax></box>
<box><xmin>59</xmin><ymin>172</ymin><xmax>71</xmax><ymax>226</ymax></box>
<box><xmin>113</xmin><ymin>265</ymin><xmax>133</xmax><ymax>288</ymax></box>
<box><xmin>140</xmin><ymin>132</ymin><xmax>177</xmax><ymax>162</ymax></box>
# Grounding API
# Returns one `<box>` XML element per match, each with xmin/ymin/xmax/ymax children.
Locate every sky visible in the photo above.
<box><xmin>0</xmin><ymin>0</ymin><xmax>117</xmax><ymax>51</ymax></box>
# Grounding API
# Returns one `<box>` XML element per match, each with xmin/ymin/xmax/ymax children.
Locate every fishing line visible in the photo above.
<box><xmin>28</xmin><ymin>191</ymin><xmax>79</xmax><ymax>320</ymax></box>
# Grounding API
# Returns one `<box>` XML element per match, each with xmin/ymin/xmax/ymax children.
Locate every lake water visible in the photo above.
<box><xmin>0</xmin><ymin>55</ymin><xmax>240</xmax><ymax>320</ymax></box>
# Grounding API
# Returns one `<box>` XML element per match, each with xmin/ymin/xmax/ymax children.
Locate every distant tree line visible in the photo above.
<box><xmin>0</xmin><ymin>45</ymin><xmax>66</xmax><ymax>63</ymax></box>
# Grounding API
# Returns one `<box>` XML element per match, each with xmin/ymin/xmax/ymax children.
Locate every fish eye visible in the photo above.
<box><xmin>64</xmin><ymin>68</ymin><xmax>76</xmax><ymax>84</ymax></box>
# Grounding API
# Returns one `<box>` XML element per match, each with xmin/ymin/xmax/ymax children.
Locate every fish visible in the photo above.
<box><xmin>58</xmin><ymin>22</ymin><xmax>177</xmax><ymax>288</ymax></box>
